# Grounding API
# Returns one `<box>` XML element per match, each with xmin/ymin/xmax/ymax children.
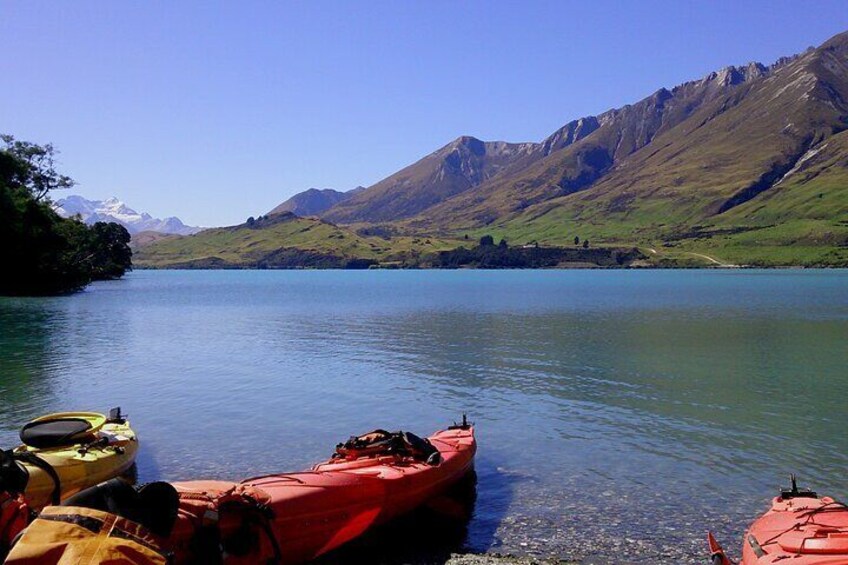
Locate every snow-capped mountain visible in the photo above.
<box><xmin>54</xmin><ymin>195</ymin><xmax>201</xmax><ymax>235</ymax></box>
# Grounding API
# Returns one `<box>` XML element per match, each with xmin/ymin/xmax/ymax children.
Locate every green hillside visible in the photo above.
<box><xmin>133</xmin><ymin>212</ymin><xmax>462</xmax><ymax>268</ymax></box>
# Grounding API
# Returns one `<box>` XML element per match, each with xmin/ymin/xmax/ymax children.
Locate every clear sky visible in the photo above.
<box><xmin>2</xmin><ymin>1</ymin><xmax>846</xmax><ymax>227</ymax></box>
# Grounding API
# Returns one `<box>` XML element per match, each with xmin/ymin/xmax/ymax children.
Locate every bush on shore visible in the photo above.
<box><xmin>0</xmin><ymin>135</ymin><xmax>132</xmax><ymax>296</ymax></box>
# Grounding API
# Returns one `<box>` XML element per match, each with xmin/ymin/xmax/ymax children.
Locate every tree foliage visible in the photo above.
<box><xmin>0</xmin><ymin>134</ymin><xmax>75</xmax><ymax>201</ymax></box>
<box><xmin>421</xmin><ymin>240</ymin><xmax>644</xmax><ymax>269</ymax></box>
<box><xmin>0</xmin><ymin>135</ymin><xmax>132</xmax><ymax>295</ymax></box>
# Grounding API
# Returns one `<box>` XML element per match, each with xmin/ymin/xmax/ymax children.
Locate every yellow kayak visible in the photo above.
<box><xmin>4</xmin><ymin>408</ymin><xmax>138</xmax><ymax>510</ymax></box>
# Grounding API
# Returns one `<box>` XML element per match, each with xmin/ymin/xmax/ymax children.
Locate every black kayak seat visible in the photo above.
<box><xmin>20</xmin><ymin>418</ymin><xmax>95</xmax><ymax>449</ymax></box>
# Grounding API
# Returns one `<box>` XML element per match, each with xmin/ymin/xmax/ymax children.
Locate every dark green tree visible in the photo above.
<box><xmin>582</xmin><ymin>239</ymin><xmax>589</xmax><ymax>248</ymax></box>
<box><xmin>574</xmin><ymin>236</ymin><xmax>579</xmax><ymax>245</ymax></box>
<box><xmin>86</xmin><ymin>222</ymin><xmax>133</xmax><ymax>279</ymax></box>
<box><xmin>0</xmin><ymin>135</ymin><xmax>132</xmax><ymax>295</ymax></box>
<box><xmin>479</xmin><ymin>234</ymin><xmax>494</xmax><ymax>246</ymax></box>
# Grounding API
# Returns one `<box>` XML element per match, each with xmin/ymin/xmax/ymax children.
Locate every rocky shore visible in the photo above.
<box><xmin>446</xmin><ymin>554</ymin><xmax>570</xmax><ymax>565</ymax></box>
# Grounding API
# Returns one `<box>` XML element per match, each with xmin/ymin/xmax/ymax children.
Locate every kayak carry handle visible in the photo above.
<box><xmin>449</xmin><ymin>413</ymin><xmax>472</xmax><ymax>430</ymax></box>
<box><xmin>780</xmin><ymin>473</ymin><xmax>817</xmax><ymax>500</ymax></box>
<box><xmin>107</xmin><ymin>407</ymin><xmax>126</xmax><ymax>424</ymax></box>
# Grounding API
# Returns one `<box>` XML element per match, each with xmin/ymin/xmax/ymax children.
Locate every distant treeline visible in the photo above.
<box><xmin>0</xmin><ymin>135</ymin><xmax>133</xmax><ymax>296</ymax></box>
<box><xmin>414</xmin><ymin>239</ymin><xmax>644</xmax><ymax>269</ymax></box>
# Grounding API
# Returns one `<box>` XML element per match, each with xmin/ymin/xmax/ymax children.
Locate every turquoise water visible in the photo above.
<box><xmin>1</xmin><ymin>270</ymin><xmax>846</xmax><ymax>563</ymax></box>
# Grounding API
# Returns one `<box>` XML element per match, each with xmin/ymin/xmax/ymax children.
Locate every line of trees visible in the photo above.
<box><xmin>418</xmin><ymin>235</ymin><xmax>640</xmax><ymax>268</ymax></box>
<box><xmin>0</xmin><ymin>135</ymin><xmax>133</xmax><ymax>295</ymax></box>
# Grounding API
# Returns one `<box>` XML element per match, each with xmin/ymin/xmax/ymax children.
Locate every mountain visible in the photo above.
<box><xmin>321</xmin><ymin>137</ymin><xmax>541</xmax><ymax>223</ymax></box>
<box><xmin>314</xmin><ymin>64</ymin><xmax>790</xmax><ymax>229</ymax></box>
<box><xmin>268</xmin><ymin>187</ymin><xmax>364</xmax><ymax>217</ymax></box>
<box><xmin>415</xmin><ymin>53</ymin><xmax>823</xmax><ymax>227</ymax></box>
<box><xmin>474</xmin><ymin>32</ymin><xmax>848</xmax><ymax>265</ymax></box>
<box><xmin>141</xmin><ymin>30</ymin><xmax>848</xmax><ymax>267</ymax></box>
<box><xmin>310</xmin><ymin>31</ymin><xmax>847</xmax><ymax>265</ymax></box>
<box><xmin>54</xmin><ymin>195</ymin><xmax>202</xmax><ymax>236</ymax></box>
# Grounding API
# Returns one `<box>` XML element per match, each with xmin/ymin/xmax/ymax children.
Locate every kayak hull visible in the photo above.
<box><xmin>166</xmin><ymin>426</ymin><xmax>476</xmax><ymax>564</ymax></box>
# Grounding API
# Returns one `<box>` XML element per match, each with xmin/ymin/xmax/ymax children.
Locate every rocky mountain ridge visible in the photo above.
<box><xmin>320</xmin><ymin>136</ymin><xmax>541</xmax><ymax>224</ymax></box>
<box><xmin>280</xmin><ymin>40</ymin><xmax>826</xmax><ymax>232</ymax></box>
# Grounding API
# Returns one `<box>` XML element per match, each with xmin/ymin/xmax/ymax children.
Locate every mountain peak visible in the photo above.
<box><xmin>541</xmin><ymin>117</ymin><xmax>600</xmax><ymax>155</ymax></box>
<box><xmin>452</xmin><ymin>135</ymin><xmax>482</xmax><ymax>145</ymax></box>
<box><xmin>54</xmin><ymin>195</ymin><xmax>201</xmax><ymax>235</ymax></box>
<box><xmin>443</xmin><ymin>135</ymin><xmax>486</xmax><ymax>156</ymax></box>
<box><xmin>693</xmin><ymin>61</ymin><xmax>769</xmax><ymax>90</ymax></box>
<box><xmin>711</xmin><ymin>63</ymin><xmax>767</xmax><ymax>86</ymax></box>
<box><xmin>320</xmin><ymin>132</ymin><xmax>545</xmax><ymax>223</ymax></box>
<box><xmin>820</xmin><ymin>30</ymin><xmax>848</xmax><ymax>51</ymax></box>
<box><xmin>268</xmin><ymin>187</ymin><xmax>355</xmax><ymax>217</ymax></box>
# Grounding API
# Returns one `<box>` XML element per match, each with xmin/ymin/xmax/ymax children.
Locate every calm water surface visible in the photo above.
<box><xmin>1</xmin><ymin>270</ymin><xmax>846</xmax><ymax>563</ymax></box>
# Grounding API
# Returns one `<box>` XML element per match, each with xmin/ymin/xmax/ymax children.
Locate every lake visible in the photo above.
<box><xmin>1</xmin><ymin>269</ymin><xmax>846</xmax><ymax>563</ymax></box>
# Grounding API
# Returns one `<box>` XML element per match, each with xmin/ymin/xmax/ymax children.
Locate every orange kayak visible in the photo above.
<box><xmin>162</xmin><ymin>422</ymin><xmax>476</xmax><ymax>563</ymax></box>
<box><xmin>709</xmin><ymin>477</ymin><xmax>848</xmax><ymax>565</ymax></box>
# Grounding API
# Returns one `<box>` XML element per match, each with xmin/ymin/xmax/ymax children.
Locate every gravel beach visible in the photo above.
<box><xmin>446</xmin><ymin>554</ymin><xmax>570</xmax><ymax>565</ymax></box>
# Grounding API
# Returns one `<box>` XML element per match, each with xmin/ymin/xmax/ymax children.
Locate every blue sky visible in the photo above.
<box><xmin>1</xmin><ymin>1</ymin><xmax>846</xmax><ymax>226</ymax></box>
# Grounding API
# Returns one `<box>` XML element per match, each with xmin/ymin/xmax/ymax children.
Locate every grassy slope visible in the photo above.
<box><xmin>481</xmin><ymin>157</ymin><xmax>848</xmax><ymax>266</ymax></box>
<box><xmin>681</xmin><ymin>129</ymin><xmax>848</xmax><ymax>266</ymax></box>
<box><xmin>481</xmin><ymin>157</ymin><xmax>848</xmax><ymax>267</ymax></box>
<box><xmin>134</xmin><ymin>214</ymin><xmax>461</xmax><ymax>267</ymax></box>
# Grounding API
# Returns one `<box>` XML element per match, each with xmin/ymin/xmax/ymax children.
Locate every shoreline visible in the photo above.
<box><xmin>446</xmin><ymin>554</ymin><xmax>571</xmax><ymax>565</ymax></box>
<box><xmin>130</xmin><ymin>264</ymin><xmax>848</xmax><ymax>271</ymax></box>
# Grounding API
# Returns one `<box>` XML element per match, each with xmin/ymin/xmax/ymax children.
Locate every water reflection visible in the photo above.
<box><xmin>0</xmin><ymin>299</ymin><xmax>64</xmax><ymax>433</ymax></box>
<box><xmin>0</xmin><ymin>270</ymin><xmax>845</xmax><ymax>564</ymax></box>
<box><xmin>315</xmin><ymin>471</ymin><xmax>482</xmax><ymax>564</ymax></box>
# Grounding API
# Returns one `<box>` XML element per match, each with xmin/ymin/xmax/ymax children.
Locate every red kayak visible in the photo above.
<box><xmin>162</xmin><ymin>420</ymin><xmax>476</xmax><ymax>563</ymax></box>
<box><xmin>709</xmin><ymin>476</ymin><xmax>848</xmax><ymax>565</ymax></box>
